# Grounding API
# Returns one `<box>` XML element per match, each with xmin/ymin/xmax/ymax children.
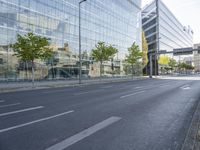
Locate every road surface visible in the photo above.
<box><xmin>0</xmin><ymin>78</ymin><xmax>200</xmax><ymax>150</ymax></box>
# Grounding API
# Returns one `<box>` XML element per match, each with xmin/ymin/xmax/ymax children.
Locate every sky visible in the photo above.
<box><xmin>142</xmin><ymin>0</ymin><xmax>200</xmax><ymax>44</ymax></box>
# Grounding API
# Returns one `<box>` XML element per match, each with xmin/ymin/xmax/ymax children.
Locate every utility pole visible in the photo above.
<box><xmin>156</xmin><ymin>0</ymin><xmax>160</xmax><ymax>76</ymax></box>
<box><xmin>78</xmin><ymin>0</ymin><xmax>87</xmax><ymax>84</ymax></box>
<box><xmin>149</xmin><ymin>54</ymin><xmax>153</xmax><ymax>78</ymax></box>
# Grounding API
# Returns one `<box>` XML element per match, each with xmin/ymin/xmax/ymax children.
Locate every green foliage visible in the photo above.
<box><xmin>168</xmin><ymin>58</ymin><xmax>177</xmax><ymax>69</ymax></box>
<box><xmin>125</xmin><ymin>42</ymin><xmax>142</xmax><ymax>65</ymax></box>
<box><xmin>91</xmin><ymin>42</ymin><xmax>118</xmax><ymax>78</ymax></box>
<box><xmin>11</xmin><ymin>32</ymin><xmax>53</xmax><ymax>86</ymax></box>
<box><xmin>11</xmin><ymin>32</ymin><xmax>53</xmax><ymax>62</ymax></box>
<box><xmin>125</xmin><ymin>42</ymin><xmax>142</xmax><ymax>78</ymax></box>
<box><xmin>142</xmin><ymin>31</ymin><xmax>148</xmax><ymax>66</ymax></box>
<box><xmin>92</xmin><ymin>42</ymin><xmax>118</xmax><ymax>63</ymax></box>
<box><xmin>178</xmin><ymin>63</ymin><xmax>194</xmax><ymax>70</ymax></box>
<box><xmin>123</xmin><ymin>61</ymin><xmax>143</xmax><ymax>76</ymax></box>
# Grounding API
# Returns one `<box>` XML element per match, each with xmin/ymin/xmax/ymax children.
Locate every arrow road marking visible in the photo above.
<box><xmin>180</xmin><ymin>85</ymin><xmax>191</xmax><ymax>90</ymax></box>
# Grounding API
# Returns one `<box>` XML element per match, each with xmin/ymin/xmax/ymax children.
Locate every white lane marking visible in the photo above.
<box><xmin>120</xmin><ymin>91</ymin><xmax>145</xmax><ymax>99</ymax></box>
<box><xmin>0</xmin><ymin>106</ymin><xmax>44</xmax><ymax>117</ymax></box>
<box><xmin>46</xmin><ymin>116</ymin><xmax>121</xmax><ymax>150</ymax></box>
<box><xmin>43</xmin><ymin>89</ymin><xmax>68</xmax><ymax>94</ymax></box>
<box><xmin>74</xmin><ymin>91</ymin><xmax>91</xmax><ymax>95</ymax></box>
<box><xmin>0</xmin><ymin>110</ymin><xmax>74</xmax><ymax>133</ymax></box>
<box><xmin>101</xmin><ymin>86</ymin><xmax>113</xmax><ymax>89</ymax></box>
<box><xmin>0</xmin><ymin>103</ymin><xmax>21</xmax><ymax>108</ymax></box>
<box><xmin>134</xmin><ymin>86</ymin><xmax>143</xmax><ymax>89</ymax></box>
<box><xmin>74</xmin><ymin>90</ymin><xmax>103</xmax><ymax>96</ymax></box>
<box><xmin>159</xmin><ymin>84</ymin><xmax>170</xmax><ymax>87</ymax></box>
<box><xmin>0</xmin><ymin>100</ymin><xmax>5</xmax><ymax>103</ymax></box>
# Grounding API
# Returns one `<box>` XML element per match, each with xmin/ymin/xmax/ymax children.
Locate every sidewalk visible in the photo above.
<box><xmin>0</xmin><ymin>76</ymin><xmax>146</xmax><ymax>93</ymax></box>
<box><xmin>182</xmin><ymin>98</ymin><xmax>200</xmax><ymax>150</ymax></box>
<box><xmin>154</xmin><ymin>75</ymin><xmax>200</xmax><ymax>80</ymax></box>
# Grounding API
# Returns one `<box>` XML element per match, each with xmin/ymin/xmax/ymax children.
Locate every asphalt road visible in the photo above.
<box><xmin>0</xmin><ymin>78</ymin><xmax>200</xmax><ymax>150</ymax></box>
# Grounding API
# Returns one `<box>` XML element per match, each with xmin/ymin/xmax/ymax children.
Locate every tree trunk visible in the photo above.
<box><xmin>131</xmin><ymin>64</ymin><xmax>134</xmax><ymax>79</ymax></box>
<box><xmin>25</xmin><ymin>61</ymin><xmax>28</xmax><ymax>80</ymax></box>
<box><xmin>31</xmin><ymin>60</ymin><xmax>35</xmax><ymax>88</ymax></box>
<box><xmin>100</xmin><ymin>61</ymin><xmax>102</xmax><ymax>81</ymax></box>
<box><xmin>145</xmin><ymin>65</ymin><xmax>148</xmax><ymax>76</ymax></box>
<box><xmin>51</xmin><ymin>61</ymin><xmax>55</xmax><ymax>79</ymax></box>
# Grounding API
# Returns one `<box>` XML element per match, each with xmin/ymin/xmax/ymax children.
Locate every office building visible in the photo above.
<box><xmin>142</xmin><ymin>0</ymin><xmax>193</xmax><ymax>75</ymax></box>
<box><xmin>0</xmin><ymin>0</ymin><xmax>141</xmax><ymax>80</ymax></box>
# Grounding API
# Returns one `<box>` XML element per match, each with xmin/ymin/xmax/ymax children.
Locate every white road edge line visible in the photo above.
<box><xmin>0</xmin><ymin>106</ymin><xmax>44</xmax><ymax>117</ymax></box>
<box><xmin>46</xmin><ymin>116</ymin><xmax>121</xmax><ymax>150</ymax></box>
<box><xmin>0</xmin><ymin>103</ymin><xmax>21</xmax><ymax>108</ymax></box>
<box><xmin>120</xmin><ymin>91</ymin><xmax>145</xmax><ymax>99</ymax></box>
<box><xmin>0</xmin><ymin>110</ymin><xmax>74</xmax><ymax>133</ymax></box>
<box><xmin>0</xmin><ymin>100</ymin><xmax>5</xmax><ymax>103</ymax></box>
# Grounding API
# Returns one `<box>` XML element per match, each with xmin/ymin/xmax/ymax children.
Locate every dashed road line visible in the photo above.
<box><xmin>0</xmin><ymin>110</ymin><xmax>74</xmax><ymax>133</ymax></box>
<box><xmin>134</xmin><ymin>86</ymin><xmax>143</xmax><ymax>89</ymax></box>
<box><xmin>74</xmin><ymin>89</ymin><xmax>103</xmax><ymax>96</ymax></box>
<box><xmin>0</xmin><ymin>106</ymin><xmax>44</xmax><ymax>117</ymax></box>
<box><xmin>0</xmin><ymin>103</ymin><xmax>21</xmax><ymax>108</ymax></box>
<box><xmin>159</xmin><ymin>84</ymin><xmax>170</xmax><ymax>87</ymax></box>
<box><xmin>46</xmin><ymin>116</ymin><xmax>121</xmax><ymax>150</ymax></box>
<box><xmin>101</xmin><ymin>86</ymin><xmax>113</xmax><ymax>89</ymax></box>
<box><xmin>43</xmin><ymin>89</ymin><xmax>68</xmax><ymax>94</ymax></box>
<box><xmin>120</xmin><ymin>91</ymin><xmax>145</xmax><ymax>99</ymax></box>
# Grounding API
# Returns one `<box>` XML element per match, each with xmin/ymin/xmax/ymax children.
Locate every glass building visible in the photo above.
<box><xmin>0</xmin><ymin>0</ymin><xmax>141</xmax><ymax>81</ymax></box>
<box><xmin>142</xmin><ymin>0</ymin><xmax>193</xmax><ymax>75</ymax></box>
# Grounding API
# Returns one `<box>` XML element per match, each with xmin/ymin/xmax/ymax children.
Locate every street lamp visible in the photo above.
<box><xmin>79</xmin><ymin>0</ymin><xmax>87</xmax><ymax>84</ymax></box>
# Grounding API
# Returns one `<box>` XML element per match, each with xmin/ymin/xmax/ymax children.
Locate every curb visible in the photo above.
<box><xmin>181</xmin><ymin>99</ymin><xmax>200</xmax><ymax>150</ymax></box>
<box><xmin>0</xmin><ymin>77</ymin><xmax>147</xmax><ymax>94</ymax></box>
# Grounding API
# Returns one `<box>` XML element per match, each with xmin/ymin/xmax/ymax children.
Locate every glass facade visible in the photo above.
<box><xmin>0</xmin><ymin>0</ymin><xmax>141</xmax><ymax>81</ymax></box>
<box><xmin>142</xmin><ymin>0</ymin><xmax>193</xmax><ymax>74</ymax></box>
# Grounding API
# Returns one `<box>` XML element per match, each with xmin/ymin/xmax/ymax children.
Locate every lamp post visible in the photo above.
<box><xmin>156</xmin><ymin>0</ymin><xmax>160</xmax><ymax>76</ymax></box>
<box><xmin>79</xmin><ymin>0</ymin><xmax>87</xmax><ymax>84</ymax></box>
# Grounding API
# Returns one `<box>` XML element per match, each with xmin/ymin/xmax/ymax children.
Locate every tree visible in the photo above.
<box><xmin>125</xmin><ymin>42</ymin><xmax>142</xmax><ymax>78</ymax></box>
<box><xmin>168</xmin><ymin>58</ymin><xmax>177</xmax><ymax>70</ymax></box>
<box><xmin>11</xmin><ymin>32</ymin><xmax>53</xmax><ymax>87</ymax></box>
<box><xmin>158</xmin><ymin>55</ymin><xmax>170</xmax><ymax>66</ymax></box>
<box><xmin>178</xmin><ymin>63</ymin><xmax>194</xmax><ymax>71</ymax></box>
<box><xmin>91</xmin><ymin>42</ymin><xmax>118</xmax><ymax>78</ymax></box>
<box><xmin>142</xmin><ymin>31</ymin><xmax>148</xmax><ymax>67</ymax></box>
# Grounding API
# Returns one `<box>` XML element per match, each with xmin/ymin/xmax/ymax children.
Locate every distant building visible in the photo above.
<box><xmin>142</xmin><ymin>0</ymin><xmax>193</xmax><ymax>75</ymax></box>
<box><xmin>182</xmin><ymin>57</ymin><xmax>193</xmax><ymax>66</ymax></box>
<box><xmin>193</xmin><ymin>44</ymin><xmax>200</xmax><ymax>72</ymax></box>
